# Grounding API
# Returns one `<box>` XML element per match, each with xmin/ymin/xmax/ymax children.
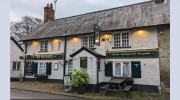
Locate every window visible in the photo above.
<box><xmin>40</xmin><ymin>40</ymin><xmax>48</xmax><ymax>52</ymax></box>
<box><xmin>113</xmin><ymin>31</ymin><xmax>130</xmax><ymax>47</ymax></box>
<box><xmin>155</xmin><ymin>0</ymin><xmax>164</xmax><ymax>4</ymax></box>
<box><xmin>113</xmin><ymin>62</ymin><xmax>131</xmax><ymax>77</ymax></box>
<box><xmin>80</xmin><ymin>57</ymin><xmax>87</xmax><ymax>71</ymax></box>
<box><xmin>12</xmin><ymin>62</ymin><xmax>21</xmax><ymax>70</ymax></box>
<box><xmin>67</xmin><ymin>60</ymin><xmax>73</xmax><ymax>74</ymax></box>
<box><xmin>82</xmin><ymin>36</ymin><xmax>94</xmax><ymax>48</ymax></box>
<box><xmin>38</xmin><ymin>63</ymin><xmax>47</xmax><ymax>75</ymax></box>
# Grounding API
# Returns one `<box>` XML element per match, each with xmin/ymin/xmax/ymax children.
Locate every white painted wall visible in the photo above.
<box><xmin>27</xmin><ymin>37</ymin><xmax>64</xmax><ymax>54</ymax></box>
<box><xmin>25</xmin><ymin>26</ymin><xmax>160</xmax><ymax>86</ymax></box>
<box><xmin>10</xmin><ymin>39</ymin><xmax>24</xmax><ymax>78</ymax></box>
<box><xmin>103</xmin><ymin>58</ymin><xmax>160</xmax><ymax>86</ymax></box>
<box><xmin>25</xmin><ymin>60</ymin><xmax>64</xmax><ymax>80</ymax></box>
<box><xmin>71</xmin><ymin>50</ymin><xmax>97</xmax><ymax>84</ymax></box>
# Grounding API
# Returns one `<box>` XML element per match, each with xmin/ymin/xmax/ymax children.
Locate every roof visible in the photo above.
<box><xmin>70</xmin><ymin>46</ymin><xmax>105</xmax><ymax>58</ymax></box>
<box><xmin>21</xmin><ymin>0</ymin><xmax>170</xmax><ymax>41</ymax></box>
<box><xmin>10</xmin><ymin>36</ymin><xmax>24</xmax><ymax>52</ymax></box>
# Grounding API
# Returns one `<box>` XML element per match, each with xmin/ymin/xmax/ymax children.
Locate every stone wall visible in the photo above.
<box><xmin>157</xmin><ymin>24</ymin><xmax>170</xmax><ymax>88</ymax></box>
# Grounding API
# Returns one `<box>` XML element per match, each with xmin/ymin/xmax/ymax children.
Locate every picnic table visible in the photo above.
<box><xmin>100</xmin><ymin>78</ymin><xmax>133</xmax><ymax>98</ymax></box>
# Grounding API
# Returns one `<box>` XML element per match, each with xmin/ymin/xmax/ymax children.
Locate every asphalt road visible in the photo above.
<box><xmin>11</xmin><ymin>89</ymin><xmax>83</xmax><ymax>99</ymax></box>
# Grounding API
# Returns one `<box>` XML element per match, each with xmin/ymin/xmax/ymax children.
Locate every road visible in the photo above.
<box><xmin>11</xmin><ymin>89</ymin><xmax>83</xmax><ymax>99</ymax></box>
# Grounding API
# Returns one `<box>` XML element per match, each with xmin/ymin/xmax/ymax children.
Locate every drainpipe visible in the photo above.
<box><xmin>23</xmin><ymin>42</ymin><xmax>27</xmax><ymax>80</ymax></box>
<box><xmin>63</xmin><ymin>36</ymin><xmax>67</xmax><ymax>78</ymax></box>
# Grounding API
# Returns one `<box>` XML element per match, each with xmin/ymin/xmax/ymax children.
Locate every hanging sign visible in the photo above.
<box><xmin>94</xmin><ymin>24</ymin><xmax>101</xmax><ymax>46</ymax></box>
<box><xmin>106</xmin><ymin>50</ymin><xmax>159</xmax><ymax>59</ymax></box>
<box><xmin>27</xmin><ymin>54</ymin><xmax>64</xmax><ymax>60</ymax></box>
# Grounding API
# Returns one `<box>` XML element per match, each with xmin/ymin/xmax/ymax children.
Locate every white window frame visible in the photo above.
<box><xmin>12</xmin><ymin>61</ymin><xmax>21</xmax><ymax>70</ymax></box>
<box><xmin>38</xmin><ymin>62</ymin><xmax>47</xmax><ymax>75</ymax></box>
<box><xmin>113</xmin><ymin>61</ymin><xmax>131</xmax><ymax>77</ymax></box>
<box><xmin>82</xmin><ymin>36</ymin><xmax>94</xmax><ymax>48</ymax></box>
<box><xmin>40</xmin><ymin>40</ymin><xmax>48</xmax><ymax>52</ymax></box>
<box><xmin>67</xmin><ymin>60</ymin><xmax>73</xmax><ymax>74</ymax></box>
<box><xmin>113</xmin><ymin>31</ymin><xmax>131</xmax><ymax>47</ymax></box>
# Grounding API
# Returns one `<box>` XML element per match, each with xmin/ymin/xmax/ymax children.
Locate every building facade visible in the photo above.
<box><xmin>21</xmin><ymin>0</ymin><xmax>170</xmax><ymax>92</ymax></box>
<box><xmin>10</xmin><ymin>37</ymin><xmax>24</xmax><ymax>80</ymax></box>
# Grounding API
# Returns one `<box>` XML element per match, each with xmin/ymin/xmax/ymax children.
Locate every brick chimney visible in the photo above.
<box><xmin>44</xmin><ymin>3</ymin><xmax>55</xmax><ymax>23</ymax></box>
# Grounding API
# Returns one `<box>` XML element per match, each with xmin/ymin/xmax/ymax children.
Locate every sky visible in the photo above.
<box><xmin>10</xmin><ymin>0</ymin><xmax>149</xmax><ymax>22</ymax></box>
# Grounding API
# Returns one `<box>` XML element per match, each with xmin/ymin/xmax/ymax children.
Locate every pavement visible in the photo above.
<box><xmin>11</xmin><ymin>89</ymin><xmax>84</xmax><ymax>99</ymax></box>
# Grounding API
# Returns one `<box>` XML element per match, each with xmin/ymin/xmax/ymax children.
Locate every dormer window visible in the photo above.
<box><xmin>155</xmin><ymin>0</ymin><xmax>164</xmax><ymax>4</ymax></box>
<box><xmin>40</xmin><ymin>40</ymin><xmax>48</xmax><ymax>52</ymax></box>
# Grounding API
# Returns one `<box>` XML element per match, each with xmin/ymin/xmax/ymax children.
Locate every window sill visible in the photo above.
<box><xmin>112</xmin><ymin>46</ymin><xmax>131</xmax><ymax>49</ymax></box>
<box><xmin>11</xmin><ymin>70</ymin><xmax>21</xmax><ymax>71</ymax></box>
<box><xmin>38</xmin><ymin>51</ymin><xmax>48</xmax><ymax>53</ymax></box>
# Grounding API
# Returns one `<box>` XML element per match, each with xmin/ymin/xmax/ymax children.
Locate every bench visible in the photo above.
<box><xmin>123</xmin><ymin>85</ymin><xmax>133</xmax><ymax>92</ymax></box>
<box><xmin>100</xmin><ymin>84</ymin><xmax>109</xmax><ymax>89</ymax></box>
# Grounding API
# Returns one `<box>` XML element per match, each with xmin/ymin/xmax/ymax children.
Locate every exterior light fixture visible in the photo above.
<box><xmin>32</xmin><ymin>41</ymin><xmax>39</xmax><ymax>47</ymax></box>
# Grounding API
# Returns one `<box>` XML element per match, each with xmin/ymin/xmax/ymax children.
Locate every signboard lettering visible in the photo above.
<box><xmin>27</xmin><ymin>54</ymin><xmax>64</xmax><ymax>60</ymax></box>
<box><xmin>106</xmin><ymin>50</ymin><xmax>158</xmax><ymax>59</ymax></box>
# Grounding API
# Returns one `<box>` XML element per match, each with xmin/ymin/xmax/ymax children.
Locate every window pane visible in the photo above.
<box><xmin>89</xmin><ymin>36</ymin><xmax>94</xmax><ymax>48</ymax></box>
<box><xmin>17</xmin><ymin>62</ymin><xmax>21</xmax><ymax>70</ymax></box>
<box><xmin>123</xmin><ymin>62</ymin><xmax>130</xmax><ymax>77</ymax></box>
<box><xmin>68</xmin><ymin>61</ymin><xmax>73</xmax><ymax>74</ymax></box>
<box><xmin>13</xmin><ymin>62</ymin><xmax>16</xmax><ymax>70</ymax></box>
<box><xmin>114</xmin><ymin>32</ymin><xmax>129</xmax><ymax>47</ymax></box>
<box><xmin>82</xmin><ymin>37</ymin><xmax>88</xmax><ymax>47</ymax></box>
<box><xmin>80</xmin><ymin>57</ymin><xmax>87</xmax><ymax>71</ymax></box>
<box><xmin>114</xmin><ymin>63</ymin><xmax>121</xmax><ymax>77</ymax></box>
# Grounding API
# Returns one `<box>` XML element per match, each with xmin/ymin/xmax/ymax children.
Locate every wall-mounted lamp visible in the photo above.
<box><xmin>102</xmin><ymin>34</ymin><xmax>112</xmax><ymax>42</ymax></box>
<box><xmin>71</xmin><ymin>37</ymin><xmax>79</xmax><ymax>44</ymax></box>
<box><xmin>32</xmin><ymin>41</ymin><xmax>39</xmax><ymax>47</ymax></box>
<box><xmin>52</xmin><ymin>38</ymin><xmax>61</xmax><ymax>45</ymax></box>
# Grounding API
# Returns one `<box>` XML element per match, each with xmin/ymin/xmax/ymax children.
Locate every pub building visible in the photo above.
<box><xmin>21</xmin><ymin>0</ymin><xmax>170</xmax><ymax>93</ymax></box>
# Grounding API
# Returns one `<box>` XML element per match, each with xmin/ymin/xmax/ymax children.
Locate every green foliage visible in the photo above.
<box><xmin>70</xmin><ymin>68</ymin><xmax>89</xmax><ymax>88</ymax></box>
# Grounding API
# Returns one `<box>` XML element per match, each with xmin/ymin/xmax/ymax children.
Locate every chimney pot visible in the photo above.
<box><xmin>50</xmin><ymin>3</ymin><xmax>53</xmax><ymax>9</ymax></box>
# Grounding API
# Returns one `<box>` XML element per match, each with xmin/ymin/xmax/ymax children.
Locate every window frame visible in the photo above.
<box><xmin>12</xmin><ymin>61</ymin><xmax>21</xmax><ymax>71</ymax></box>
<box><xmin>80</xmin><ymin>57</ymin><xmax>88</xmax><ymax>71</ymax></box>
<box><xmin>81</xmin><ymin>36</ymin><xmax>95</xmax><ymax>48</ymax></box>
<box><xmin>112</xmin><ymin>31</ymin><xmax>131</xmax><ymax>48</ymax></box>
<box><xmin>40</xmin><ymin>40</ymin><xmax>48</xmax><ymax>52</ymax></box>
<box><xmin>38</xmin><ymin>62</ymin><xmax>47</xmax><ymax>75</ymax></box>
<box><xmin>67</xmin><ymin>60</ymin><xmax>73</xmax><ymax>74</ymax></box>
<box><xmin>113</xmin><ymin>61</ymin><xmax>131</xmax><ymax>77</ymax></box>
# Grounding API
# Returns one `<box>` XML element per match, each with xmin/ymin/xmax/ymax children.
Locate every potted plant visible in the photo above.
<box><xmin>70</xmin><ymin>68</ymin><xmax>89</xmax><ymax>94</ymax></box>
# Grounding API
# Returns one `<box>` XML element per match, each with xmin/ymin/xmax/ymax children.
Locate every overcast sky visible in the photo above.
<box><xmin>10</xmin><ymin>0</ymin><xmax>149</xmax><ymax>22</ymax></box>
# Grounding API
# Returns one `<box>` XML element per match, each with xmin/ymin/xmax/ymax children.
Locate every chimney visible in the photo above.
<box><xmin>44</xmin><ymin>3</ymin><xmax>55</xmax><ymax>23</ymax></box>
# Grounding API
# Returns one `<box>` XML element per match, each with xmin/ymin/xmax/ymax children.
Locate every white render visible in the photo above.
<box><xmin>25</xmin><ymin>26</ymin><xmax>160</xmax><ymax>86</ymax></box>
<box><xmin>25</xmin><ymin>60</ymin><xmax>64</xmax><ymax>80</ymax></box>
<box><xmin>10</xmin><ymin>39</ymin><xmax>24</xmax><ymax>78</ymax></box>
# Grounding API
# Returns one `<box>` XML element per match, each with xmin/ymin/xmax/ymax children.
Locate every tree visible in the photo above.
<box><xmin>10</xmin><ymin>16</ymin><xmax>43</xmax><ymax>39</ymax></box>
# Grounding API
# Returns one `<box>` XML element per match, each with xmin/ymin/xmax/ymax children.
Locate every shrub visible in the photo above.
<box><xmin>70</xmin><ymin>68</ymin><xmax>89</xmax><ymax>88</ymax></box>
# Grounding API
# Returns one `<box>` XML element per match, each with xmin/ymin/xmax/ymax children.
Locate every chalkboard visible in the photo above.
<box><xmin>25</xmin><ymin>62</ymin><xmax>33</xmax><ymax>76</ymax></box>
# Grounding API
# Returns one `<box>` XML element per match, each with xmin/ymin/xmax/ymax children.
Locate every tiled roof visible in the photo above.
<box><xmin>21</xmin><ymin>0</ymin><xmax>170</xmax><ymax>41</ymax></box>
